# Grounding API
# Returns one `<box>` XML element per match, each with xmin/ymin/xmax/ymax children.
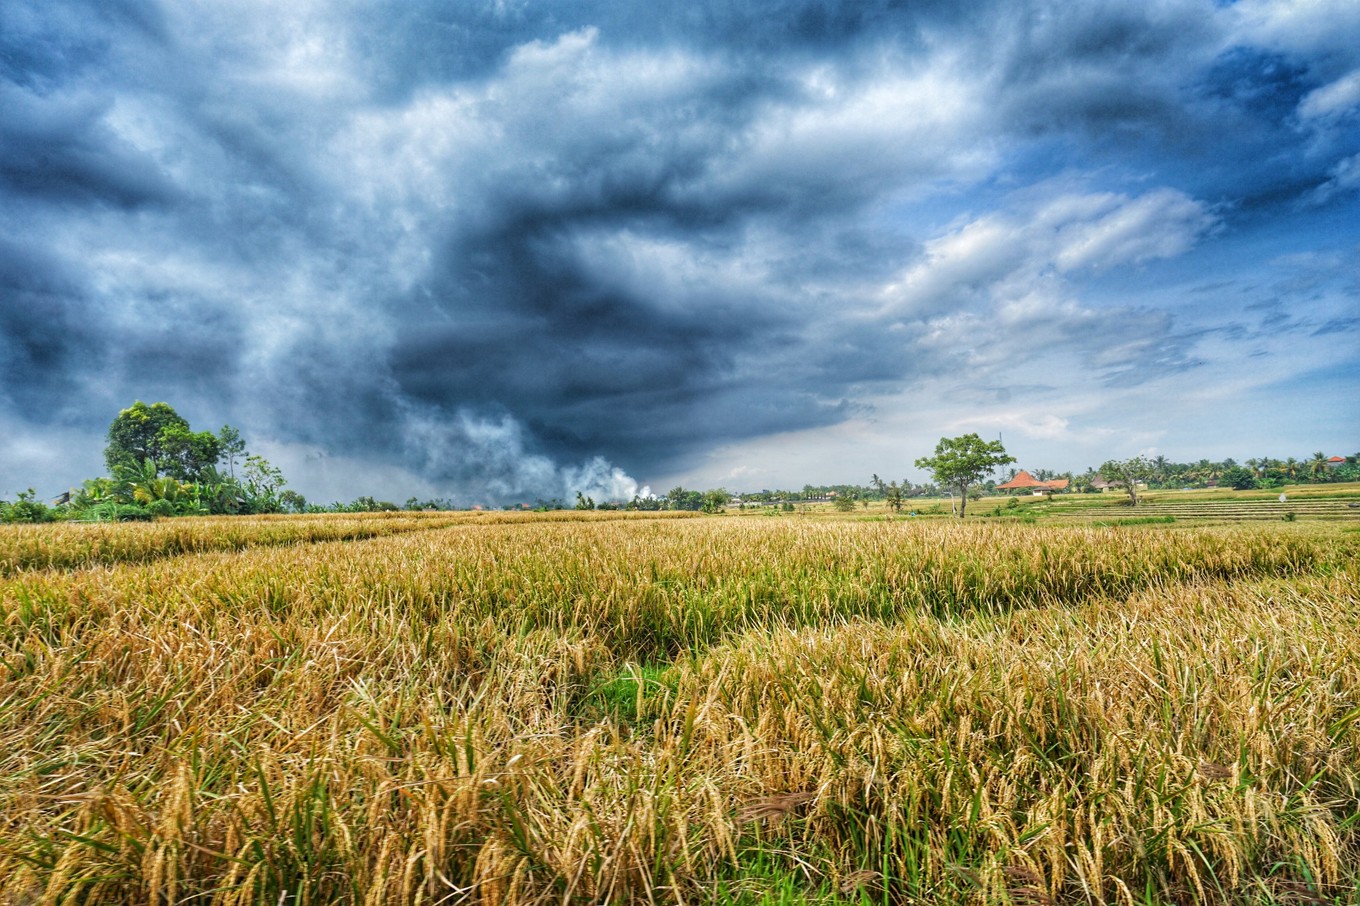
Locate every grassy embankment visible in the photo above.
<box><xmin>763</xmin><ymin>482</ymin><xmax>1360</xmax><ymax>525</ymax></box>
<box><xmin>2</xmin><ymin>514</ymin><xmax>1357</xmax><ymax>904</ymax></box>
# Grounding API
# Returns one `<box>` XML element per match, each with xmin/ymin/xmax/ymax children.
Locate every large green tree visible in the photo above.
<box><xmin>105</xmin><ymin>401</ymin><xmax>184</xmax><ymax>472</ymax></box>
<box><xmin>1219</xmin><ymin>465</ymin><xmax>1259</xmax><ymax>491</ymax></box>
<box><xmin>1099</xmin><ymin>456</ymin><xmax>1155</xmax><ymax>506</ymax></box>
<box><xmin>666</xmin><ymin>487</ymin><xmax>704</xmax><ymax>511</ymax></box>
<box><xmin>914</xmin><ymin>434</ymin><xmax>1014</xmax><ymax>519</ymax></box>
<box><xmin>701</xmin><ymin>488</ymin><xmax>731</xmax><ymax>513</ymax></box>
<box><xmin>105</xmin><ymin>401</ymin><xmax>223</xmax><ymax>484</ymax></box>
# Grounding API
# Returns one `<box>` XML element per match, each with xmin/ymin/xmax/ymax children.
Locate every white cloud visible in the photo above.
<box><xmin>882</xmin><ymin>215</ymin><xmax>1026</xmax><ymax>316</ymax></box>
<box><xmin>1309</xmin><ymin>152</ymin><xmax>1360</xmax><ymax>203</ymax></box>
<box><xmin>566</xmin><ymin>228</ymin><xmax>774</xmax><ymax>318</ymax></box>
<box><xmin>1230</xmin><ymin>0</ymin><xmax>1360</xmax><ymax>62</ymax></box>
<box><xmin>165</xmin><ymin>0</ymin><xmax>365</xmax><ymax>101</ymax></box>
<box><xmin>721</xmin><ymin>52</ymin><xmax>996</xmax><ymax>199</ymax></box>
<box><xmin>1046</xmin><ymin>189</ymin><xmax>1216</xmax><ymax>272</ymax></box>
<box><xmin>882</xmin><ymin>186</ymin><xmax>1216</xmax><ymax>319</ymax></box>
<box><xmin>952</xmin><ymin>411</ymin><xmax>1072</xmax><ymax>441</ymax></box>
<box><xmin>1298</xmin><ymin>68</ymin><xmax>1360</xmax><ymax>120</ymax></box>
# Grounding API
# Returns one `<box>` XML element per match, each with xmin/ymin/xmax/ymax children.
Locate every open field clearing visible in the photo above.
<box><xmin>2</xmin><ymin>516</ymin><xmax>1357</xmax><ymax>904</ymax></box>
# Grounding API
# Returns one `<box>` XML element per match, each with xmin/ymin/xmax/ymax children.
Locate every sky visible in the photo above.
<box><xmin>1</xmin><ymin>0</ymin><xmax>1357</xmax><ymax>505</ymax></box>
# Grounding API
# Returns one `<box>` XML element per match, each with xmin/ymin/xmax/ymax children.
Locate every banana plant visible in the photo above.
<box><xmin>190</xmin><ymin>465</ymin><xmax>247</xmax><ymax>514</ymax></box>
<box><xmin>114</xmin><ymin>459</ymin><xmax>188</xmax><ymax>505</ymax></box>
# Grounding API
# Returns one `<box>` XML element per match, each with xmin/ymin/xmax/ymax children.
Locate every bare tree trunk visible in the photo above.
<box><xmin>958</xmin><ymin>483</ymin><xmax>968</xmax><ymax>518</ymax></box>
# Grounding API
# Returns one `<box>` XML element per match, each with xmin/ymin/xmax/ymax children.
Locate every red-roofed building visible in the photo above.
<box><xmin>996</xmin><ymin>470</ymin><xmax>1070</xmax><ymax>495</ymax></box>
<box><xmin>1328</xmin><ymin>456</ymin><xmax>1346</xmax><ymax>470</ymax></box>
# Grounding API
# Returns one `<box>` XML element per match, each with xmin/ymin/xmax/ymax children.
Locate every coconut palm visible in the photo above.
<box><xmin>1308</xmin><ymin>452</ymin><xmax>1329</xmax><ymax>481</ymax></box>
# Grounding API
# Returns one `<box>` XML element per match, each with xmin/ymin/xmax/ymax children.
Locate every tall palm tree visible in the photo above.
<box><xmin>1308</xmin><ymin>452</ymin><xmax>1329</xmax><ymax>481</ymax></box>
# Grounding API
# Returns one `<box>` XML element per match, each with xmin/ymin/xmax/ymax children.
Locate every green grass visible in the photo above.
<box><xmin>581</xmin><ymin>663</ymin><xmax>677</xmax><ymax>724</ymax></box>
<box><xmin>1092</xmin><ymin>515</ymin><xmax>1178</xmax><ymax>526</ymax></box>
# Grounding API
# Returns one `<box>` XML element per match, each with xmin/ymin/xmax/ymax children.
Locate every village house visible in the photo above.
<box><xmin>996</xmin><ymin>471</ymin><xmax>1071</xmax><ymax>495</ymax></box>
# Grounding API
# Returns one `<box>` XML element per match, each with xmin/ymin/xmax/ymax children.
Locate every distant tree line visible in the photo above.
<box><xmin>2</xmin><ymin>411</ymin><xmax>1356</xmax><ymax>523</ymax></box>
<box><xmin>557</xmin><ymin>446</ymin><xmax>1360</xmax><ymax>520</ymax></box>
<box><xmin>1092</xmin><ymin>453</ymin><xmax>1359</xmax><ymax>490</ymax></box>
<box><xmin>568</xmin><ymin>488</ymin><xmax>730</xmax><ymax>513</ymax></box>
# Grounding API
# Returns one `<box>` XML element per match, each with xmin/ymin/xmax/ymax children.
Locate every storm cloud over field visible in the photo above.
<box><xmin>2</xmin><ymin>0</ymin><xmax>1357</xmax><ymax>502</ymax></box>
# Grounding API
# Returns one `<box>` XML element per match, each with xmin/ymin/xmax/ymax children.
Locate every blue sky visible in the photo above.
<box><xmin>1</xmin><ymin>0</ymin><xmax>1357</xmax><ymax>503</ymax></box>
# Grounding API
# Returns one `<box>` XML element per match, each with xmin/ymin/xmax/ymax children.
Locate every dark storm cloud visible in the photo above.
<box><xmin>318</xmin><ymin>17</ymin><xmax>967</xmax><ymax>476</ymax></box>
<box><xmin>0</xmin><ymin>227</ymin><xmax>249</xmax><ymax>430</ymax></box>
<box><xmin>0</xmin><ymin>84</ymin><xmax>176</xmax><ymax>208</ymax></box>
<box><xmin>0</xmin><ymin>237</ymin><xmax>108</xmax><ymax>412</ymax></box>
<box><xmin>990</xmin><ymin>1</ymin><xmax>1213</xmax><ymax>133</ymax></box>
<box><xmin>2</xmin><ymin>0</ymin><xmax>1357</xmax><ymax>499</ymax></box>
<box><xmin>387</xmin><ymin>198</ymin><xmax>792</xmax><ymax>470</ymax></box>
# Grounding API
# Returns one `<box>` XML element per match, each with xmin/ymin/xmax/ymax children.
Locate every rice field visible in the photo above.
<box><xmin>1</xmin><ymin>513</ymin><xmax>1357</xmax><ymax>905</ymax></box>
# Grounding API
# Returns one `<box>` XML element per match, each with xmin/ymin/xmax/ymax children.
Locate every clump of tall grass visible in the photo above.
<box><xmin>679</xmin><ymin>565</ymin><xmax>1359</xmax><ymax>902</ymax></box>
<box><xmin>1</xmin><ymin>517</ymin><xmax>1355</xmax><ymax>903</ymax></box>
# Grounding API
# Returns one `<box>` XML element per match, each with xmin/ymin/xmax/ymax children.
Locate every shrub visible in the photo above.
<box><xmin>119</xmin><ymin>507</ymin><xmax>154</xmax><ymax>521</ymax></box>
<box><xmin>1</xmin><ymin>489</ymin><xmax>57</xmax><ymax>524</ymax></box>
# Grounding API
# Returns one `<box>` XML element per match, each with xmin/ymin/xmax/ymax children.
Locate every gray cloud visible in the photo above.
<box><xmin>0</xmin><ymin>237</ymin><xmax>106</xmax><ymax>413</ymax></box>
<box><xmin>2</xmin><ymin>0</ymin><xmax>1357</xmax><ymax>500</ymax></box>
